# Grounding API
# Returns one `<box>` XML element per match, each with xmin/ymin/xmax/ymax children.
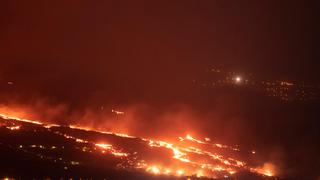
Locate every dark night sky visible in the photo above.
<box><xmin>0</xmin><ymin>1</ymin><xmax>320</xmax><ymax>177</ymax></box>
<box><xmin>0</xmin><ymin>1</ymin><xmax>319</xmax><ymax>104</ymax></box>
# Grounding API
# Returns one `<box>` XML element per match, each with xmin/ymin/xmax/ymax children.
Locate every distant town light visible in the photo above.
<box><xmin>235</xmin><ymin>76</ymin><xmax>242</xmax><ymax>83</ymax></box>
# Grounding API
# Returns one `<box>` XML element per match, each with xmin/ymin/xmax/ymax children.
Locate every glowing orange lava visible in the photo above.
<box><xmin>0</xmin><ymin>112</ymin><xmax>276</xmax><ymax>178</ymax></box>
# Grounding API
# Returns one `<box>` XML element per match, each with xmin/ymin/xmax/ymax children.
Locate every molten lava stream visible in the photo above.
<box><xmin>0</xmin><ymin>113</ymin><xmax>276</xmax><ymax>178</ymax></box>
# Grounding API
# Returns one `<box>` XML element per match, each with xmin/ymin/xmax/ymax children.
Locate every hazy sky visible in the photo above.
<box><xmin>0</xmin><ymin>1</ymin><xmax>319</xmax><ymax>105</ymax></box>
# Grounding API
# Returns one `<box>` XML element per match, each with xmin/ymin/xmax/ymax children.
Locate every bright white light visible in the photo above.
<box><xmin>235</xmin><ymin>76</ymin><xmax>242</xmax><ymax>83</ymax></box>
<box><xmin>151</xmin><ymin>166</ymin><xmax>160</xmax><ymax>174</ymax></box>
<box><xmin>177</xmin><ymin>169</ymin><xmax>184</xmax><ymax>175</ymax></box>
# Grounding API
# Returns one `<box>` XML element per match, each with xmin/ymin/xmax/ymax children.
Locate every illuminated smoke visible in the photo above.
<box><xmin>0</xmin><ymin>111</ymin><xmax>277</xmax><ymax>178</ymax></box>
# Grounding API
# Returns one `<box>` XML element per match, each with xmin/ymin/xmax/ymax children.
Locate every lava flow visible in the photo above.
<box><xmin>0</xmin><ymin>112</ymin><xmax>275</xmax><ymax>179</ymax></box>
